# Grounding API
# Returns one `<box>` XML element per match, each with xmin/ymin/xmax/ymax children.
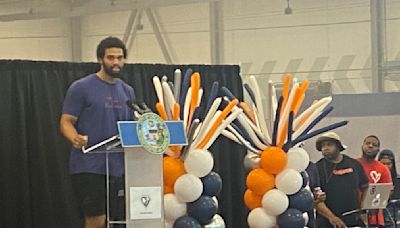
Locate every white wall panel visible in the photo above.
<box><xmin>130</xmin><ymin>34</ymin><xmax>166</xmax><ymax>63</ymax></box>
<box><xmin>0</xmin><ymin>18</ymin><xmax>69</xmax><ymax>37</ymax></box>
<box><xmin>386</xmin><ymin>19</ymin><xmax>400</xmax><ymax>59</ymax></box>
<box><xmin>155</xmin><ymin>3</ymin><xmax>209</xmax><ymax>33</ymax></box>
<box><xmin>0</xmin><ymin>18</ymin><xmax>71</xmax><ymax>61</ymax></box>
<box><xmin>0</xmin><ymin>0</ymin><xmax>398</xmax><ymax>92</ymax></box>
<box><xmin>0</xmin><ymin>37</ymin><xmax>71</xmax><ymax>61</ymax></box>
<box><xmin>81</xmin><ymin>11</ymin><xmax>130</xmax><ymax>36</ymax></box>
<box><xmin>165</xmin><ymin>32</ymin><xmax>210</xmax><ymax>64</ymax></box>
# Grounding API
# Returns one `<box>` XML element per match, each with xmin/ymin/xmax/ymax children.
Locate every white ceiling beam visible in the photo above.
<box><xmin>70</xmin><ymin>16</ymin><xmax>82</xmax><ymax>62</ymax></box>
<box><xmin>123</xmin><ymin>9</ymin><xmax>139</xmax><ymax>44</ymax></box>
<box><xmin>210</xmin><ymin>0</ymin><xmax>224</xmax><ymax>64</ymax></box>
<box><xmin>126</xmin><ymin>10</ymin><xmax>143</xmax><ymax>57</ymax></box>
<box><xmin>0</xmin><ymin>0</ymin><xmax>219</xmax><ymax>21</ymax></box>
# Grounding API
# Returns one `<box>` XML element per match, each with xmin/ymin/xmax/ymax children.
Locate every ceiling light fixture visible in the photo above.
<box><xmin>284</xmin><ymin>0</ymin><xmax>292</xmax><ymax>15</ymax></box>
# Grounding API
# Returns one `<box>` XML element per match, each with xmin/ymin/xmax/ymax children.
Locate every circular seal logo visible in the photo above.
<box><xmin>137</xmin><ymin>113</ymin><xmax>170</xmax><ymax>154</ymax></box>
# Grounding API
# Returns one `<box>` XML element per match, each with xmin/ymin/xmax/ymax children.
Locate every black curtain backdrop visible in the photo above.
<box><xmin>0</xmin><ymin>60</ymin><xmax>248</xmax><ymax>228</ymax></box>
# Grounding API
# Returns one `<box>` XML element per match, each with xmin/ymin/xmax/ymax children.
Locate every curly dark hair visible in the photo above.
<box><xmin>96</xmin><ymin>36</ymin><xmax>127</xmax><ymax>59</ymax></box>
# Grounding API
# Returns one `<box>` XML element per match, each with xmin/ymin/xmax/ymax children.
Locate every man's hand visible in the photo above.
<box><xmin>60</xmin><ymin>113</ymin><xmax>88</xmax><ymax>149</ymax></box>
<box><xmin>313</xmin><ymin>189</ymin><xmax>326</xmax><ymax>204</ymax></box>
<box><xmin>328</xmin><ymin>215</ymin><xmax>347</xmax><ymax>228</ymax></box>
<box><xmin>71</xmin><ymin>134</ymin><xmax>88</xmax><ymax>149</ymax></box>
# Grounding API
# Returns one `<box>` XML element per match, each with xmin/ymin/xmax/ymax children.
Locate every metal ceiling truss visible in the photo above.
<box><xmin>122</xmin><ymin>8</ymin><xmax>176</xmax><ymax>63</ymax></box>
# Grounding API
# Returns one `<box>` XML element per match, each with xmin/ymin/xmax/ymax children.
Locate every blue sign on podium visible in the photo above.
<box><xmin>118</xmin><ymin>121</ymin><xmax>188</xmax><ymax>147</ymax></box>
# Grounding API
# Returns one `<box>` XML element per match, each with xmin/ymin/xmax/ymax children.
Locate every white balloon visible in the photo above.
<box><xmin>304</xmin><ymin>185</ymin><xmax>311</xmax><ymax>193</ymax></box>
<box><xmin>303</xmin><ymin>212</ymin><xmax>309</xmax><ymax>226</ymax></box>
<box><xmin>261</xmin><ymin>189</ymin><xmax>289</xmax><ymax>216</ymax></box>
<box><xmin>164</xmin><ymin>193</ymin><xmax>187</xmax><ymax>221</ymax></box>
<box><xmin>184</xmin><ymin>149</ymin><xmax>214</xmax><ymax>177</ymax></box>
<box><xmin>212</xmin><ymin>196</ymin><xmax>219</xmax><ymax>208</ymax></box>
<box><xmin>204</xmin><ymin>214</ymin><xmax>226</xmax><ymax>228</ymax></box>
<box><xmin>247</xmin><ymin>208</ymin><xmax>276</xmax><ymax>228</ymax></box>
<box><xmin>285</xmin><ymin>147</ymin><xmax>310</xmax><ymax>172</ymax></box>
<box><xmin>276</xmin><ymin>169</ymin><xmax>302</xmax><ymax>195</ymax></box>
<box><xmin>174</xmin><ymin>173</ymin><xmax>203</xmax><ymax>202</ymax></box>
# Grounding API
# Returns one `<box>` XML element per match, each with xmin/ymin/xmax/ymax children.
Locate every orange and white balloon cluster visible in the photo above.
<box><xmin>153</xmin><ymin>69</ymin><xmax>236</xmax><ymax>228</ymax></box>
<box><xmin>221</xmin><ymin>74</ymin><xmax>348</xmax><ymax>228</ymax></box>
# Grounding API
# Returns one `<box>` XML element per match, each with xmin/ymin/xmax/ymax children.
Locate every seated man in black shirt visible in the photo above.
<box><xmin>315</xmin><ymin>132</ymin><xmax>369</xmax><ymax>228</ymax></box>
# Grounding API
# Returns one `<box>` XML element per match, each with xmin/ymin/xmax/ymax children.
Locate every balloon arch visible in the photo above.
<box><xmin>153</xmin><ymin>70</ymin><xmax>347</xmax><ymax>228</ymax></box>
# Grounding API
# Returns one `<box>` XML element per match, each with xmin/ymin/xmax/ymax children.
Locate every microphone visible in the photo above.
<box><xmin>126</xmin><ymin>100</ymin><xmax>153</xmax><ymax>118</ymax></box>
<box><xmin>126</xmin><ymin>99</ymin><xmax>135</xmax><ymax>109</ymax></box>
<box><xmin>126</xmin><ymin>100</ymin><xmax>140</xmax><ymax>120</ymax></box>
<box><xmin>137</xmin><ymin>102</ymin><xmax>152</xmax><ymax>114</ymax></box>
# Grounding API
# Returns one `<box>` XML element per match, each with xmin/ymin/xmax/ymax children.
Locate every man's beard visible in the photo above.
<box><xmin>104</xmin><ymin>64</ymin><xmax>122</xmax><ymax>78</ymax></box>
<box><xmin>363</xmin><ymin>150</ymin><xmax>378</xmax><ymax>159</ymax></box>
<box><xmin>324</xmin><ymin>153</ymin><xmax>338</xmax><ymax>161</ymax></box>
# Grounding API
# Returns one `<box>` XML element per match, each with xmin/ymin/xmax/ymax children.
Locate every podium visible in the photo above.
<box><xmin>105</xmin><ymin>114</ymin><xmax>187</xmax><ymax>227</ymax></box>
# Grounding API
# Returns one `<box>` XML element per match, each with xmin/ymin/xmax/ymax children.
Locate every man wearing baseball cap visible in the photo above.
<box><xmin>315</xmin><ymin>132</ymin><xmax>369</xmax><ymax>228</ymax></box>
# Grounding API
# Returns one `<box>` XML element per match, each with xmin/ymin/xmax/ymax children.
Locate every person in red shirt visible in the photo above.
<box><xmin>357</xmin><ymin>135</ymin><xmax>393</xmax><ymax>227</ymax></box>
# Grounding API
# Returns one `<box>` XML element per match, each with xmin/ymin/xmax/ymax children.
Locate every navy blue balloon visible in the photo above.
<box><xmin>289</xmin><ymin>188</ymin><xmax>314</xmax><ymax>212</ymax></box>
<box><xmin>173</xmin><ymin>216</ymin><xmax>201</xmax><ymax>228</ymax></box>
<box><xmin>300</xmin><ymin>171</ymin><xmax>309</xmax><ymax>188</ymax></box>
<box><xmin>179</xmin><ymin>68</ymin><xmax>193</xmax><ymax>119</ymax></box>
<box><xmin>278</xmin><ymin>208</ymin><xmax>305</xmax><ymax>228</ymax></box>
<box><xmin>201</xmin><ymin>171</ymin><xmax>222</xmax><ymax>196</ymax></box>
<box><xmin>187</xmin><ymin>195</ymin><xmax>218</xmax><ymax>225</ymax></box>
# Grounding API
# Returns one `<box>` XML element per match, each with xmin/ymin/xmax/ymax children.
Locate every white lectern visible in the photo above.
<box><xmin>105</xmin><ymin>114</ymin><xmax>186</xmax><ymax>228</ymax></box>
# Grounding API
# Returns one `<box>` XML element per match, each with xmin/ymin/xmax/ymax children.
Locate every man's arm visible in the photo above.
<box><xmin>315</xmin><ymin>202</ymin><xmax>347</xmax><ymax>228</ymax></box>
<box><xmin>355</xmin><ymin>161</ymin><xmax>369</xmax><ymax>204</ymax></box>
<box><xmin>59</xmin><ymin>113</ymin><xmax>88</xmax><ymax>148</ymax></box>
<box><xmin>357</xmin><ymin>183</ymin><xmax>369</xmax><ymax>225</ymax></box>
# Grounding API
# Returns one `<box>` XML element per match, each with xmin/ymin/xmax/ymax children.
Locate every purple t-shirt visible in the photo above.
<box><xmin>62</xmin><ymin>74</ymin><xmax>135</xmax><ymax>176</ymax></box>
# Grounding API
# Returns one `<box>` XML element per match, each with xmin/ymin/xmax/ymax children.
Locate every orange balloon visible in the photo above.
<box><xmin>164</xmin><ymin>184</ymin><xmax>174</xmax><ymax>194</ymax></box>
<box><xmin>163</xmin><ymin>156</ymin><xmax>186</xmax><ymax>186</ymax></box>
<box><xmin>244</xmin><ymin>189</ymin><xmax>262</xmax><ymax>210</ymax></box>
<box><xmin>246</xmin><ymin>168</ymin><xmax>275</xmax><ymax>195</ymax></box>
<box><xmin>261</xmin><ymin>147</ymin><xmax>287</xmax><ymax>174</ymax></box>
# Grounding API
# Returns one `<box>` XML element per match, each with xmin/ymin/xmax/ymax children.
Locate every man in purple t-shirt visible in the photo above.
<box><xmin>60</xmin><ymin>37</ymin><xmax>134</xmax><ymax>228</ymax></box>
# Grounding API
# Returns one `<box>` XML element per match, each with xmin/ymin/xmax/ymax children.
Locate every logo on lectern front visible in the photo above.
<box><xmin>141</xmin><ymin>195</ymin><xmax>151</xmax><ymax>207</ymax></box>
<box><xmin>137</xmin><ymin>113</ymin><xmax>169</xmax><ymax>154</ymax></box>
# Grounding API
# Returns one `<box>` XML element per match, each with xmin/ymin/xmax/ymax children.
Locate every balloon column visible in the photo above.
<box><xmin>220</xmin><ymin>74</ymin><xmax>348</xmax><ymax>228</ymax></box>
<box><xmin>151</xmin><ymin>69</ymin><xmax>236</xmax><ymax>228</ymax></box>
